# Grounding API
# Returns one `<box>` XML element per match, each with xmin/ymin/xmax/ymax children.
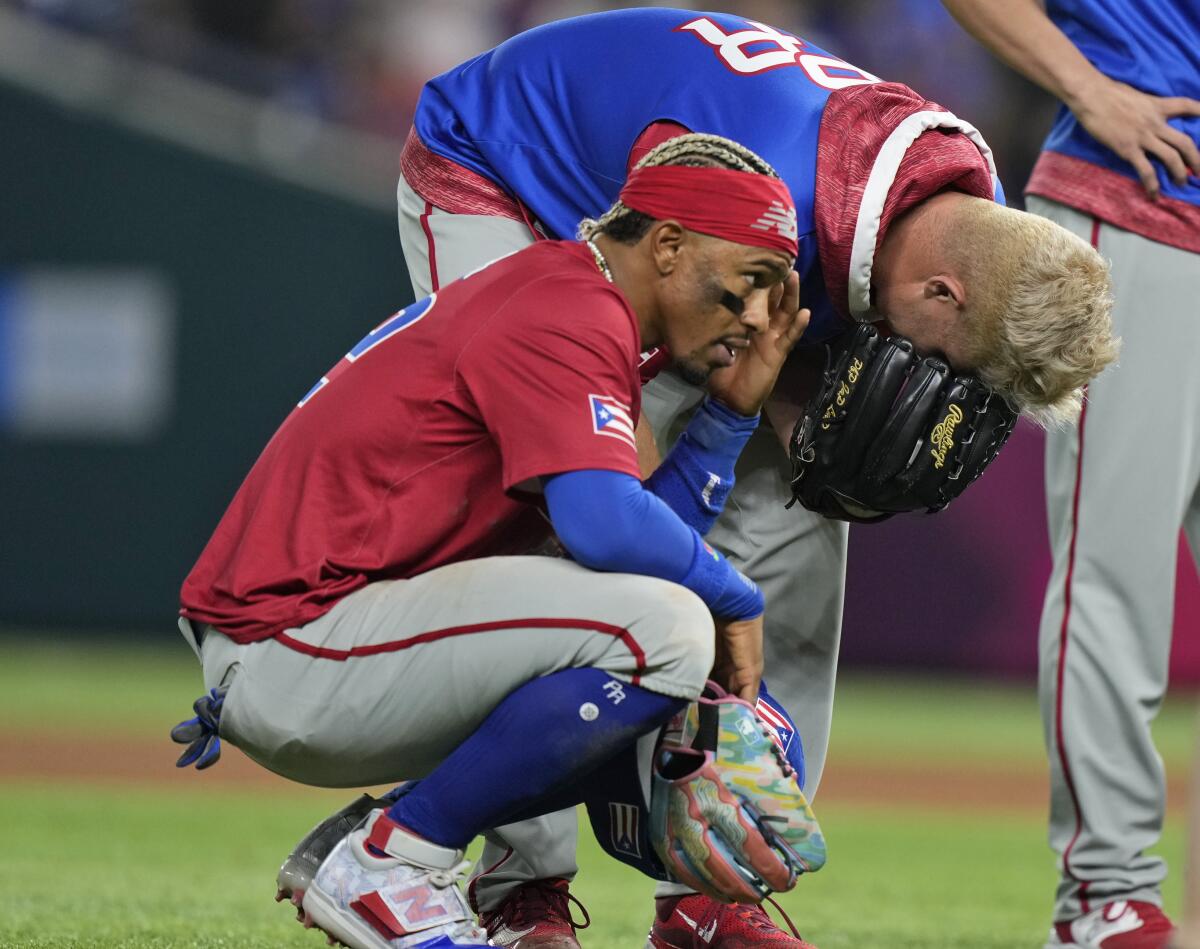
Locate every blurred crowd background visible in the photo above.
<box><xmin>7</xmin><ymin>0</ymin><xmax>1054</xmax><ymax>194</ymax></box>
<box><xmin>3</xmin><ymin>0</ymin><xmax>1198</xmax><ymax>678</ymax></box>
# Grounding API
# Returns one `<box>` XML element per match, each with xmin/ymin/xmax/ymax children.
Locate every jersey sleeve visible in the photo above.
<box><xmin>458</xmin><ymin>275</ymin><xmax>643</xmax><ymax>490</ymax></box>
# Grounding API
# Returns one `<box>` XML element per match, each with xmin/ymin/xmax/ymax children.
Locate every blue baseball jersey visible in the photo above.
<box><xmin>1043</xmin><ymin>0</ymin><xmax>1200</xmax><ymax>206</ymax></box>
<box><xmin>414</xmin><ymin>8</ymin><xmax>882</xmax><ymax>338</ymax></box>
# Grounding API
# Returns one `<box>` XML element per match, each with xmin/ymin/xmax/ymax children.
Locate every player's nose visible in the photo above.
<box><xmin>742</xmin><ymin>291</ymin><xmax>770</xmax><ymax>334</ymax></box>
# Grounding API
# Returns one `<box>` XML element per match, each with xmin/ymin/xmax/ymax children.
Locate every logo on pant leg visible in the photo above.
<box><xmin>603</xmin><ymin>680</ymin><xmax>626</xmax><ymax>705</ymax></box>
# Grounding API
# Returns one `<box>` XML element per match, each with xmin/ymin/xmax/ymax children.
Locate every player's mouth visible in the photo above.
<box><xmin>710</xmin><ymin>336</ymin><xmax>749</xmax><ymax>368</ymax></box>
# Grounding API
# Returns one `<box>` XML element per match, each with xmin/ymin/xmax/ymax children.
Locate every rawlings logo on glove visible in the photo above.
<box><xmin>789</xmin><ymin>323</ymin><xmax>1019</xmax><ymax>523</ymax></box>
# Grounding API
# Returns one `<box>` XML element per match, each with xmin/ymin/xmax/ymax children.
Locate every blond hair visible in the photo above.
<box><xmin>578</xmin><ymin>133</ymin><xmax>781</xmax><ymax>244</ymax></box>
<box><xmin>944</xmin><ymin>198</ymin><xmax>1119</xmax><ymax>427</ymax></box>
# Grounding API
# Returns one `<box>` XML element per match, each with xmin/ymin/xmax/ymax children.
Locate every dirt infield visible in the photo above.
<box><xmin>4</xmin><ymin>727</ymin><xmax>1188</xmax><ymax>813</ymax></box>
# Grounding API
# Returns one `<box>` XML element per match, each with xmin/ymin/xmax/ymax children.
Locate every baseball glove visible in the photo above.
<box><xmin>649</xmin><ymin>683</ymin><xmax>825</xmax><ymax>904</ymax></box>
<box><xmin>788</xmin><ymin>323</ymin><xmax>1019</xmax><ymax>523</ymax></box>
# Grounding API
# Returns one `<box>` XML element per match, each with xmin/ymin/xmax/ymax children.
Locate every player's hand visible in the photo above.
<box><xmin>711</xmin><ymin>614</ymin><xmax>764</xmax><ymax>703</ymax></box>
<box><xmin>1069</xmin><ymin>75</ymin><xmax>1200</xmax><ymax>197</ymax></box>
<box><xmin>707</xmin><ymin>271</ymin><xmax>810</xmax><ymax>416</ymax></box>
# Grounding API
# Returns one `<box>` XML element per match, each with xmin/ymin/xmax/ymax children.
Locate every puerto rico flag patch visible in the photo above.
<box><xmin>755</xmin><ymin>694</ymin><xmax>796</xmax><ymax>760</ymax></box>
<box><xmin>589</xmin><ymin>394</ymin><xmax>637</xmax><ymax>450</ymax></box>
<box><xmin>609</xmin><ymin>801</ymin><xmax>642</xmax><ymax>858</ymax></box>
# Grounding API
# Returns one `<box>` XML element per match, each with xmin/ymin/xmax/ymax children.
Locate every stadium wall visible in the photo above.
<box><xmin>0</xmin><ymin>79</ymin><xmax>411</xmax><ymax>633</ymax></box>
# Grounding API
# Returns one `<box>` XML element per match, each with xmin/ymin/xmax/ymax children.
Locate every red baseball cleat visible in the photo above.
<box><xmin>479</xmin><ymin>878</ymin><xmax>591</xmax><ymax>949</ymax></box>
<box><xmin>647</xmin><ymin>893</ymin><xmax>817</xmax><ymax>948</ymax></box>
<box><xmin>1045</xmin><ymin>901</ymin><xmax>1174</xmax><ymax>948</ymax></box>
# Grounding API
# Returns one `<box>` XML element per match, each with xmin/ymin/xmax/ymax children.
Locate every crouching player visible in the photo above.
<box><xmin>171</xmin><ymin>138</ymin><xmax>812</xmax><ymax>949</ymax></box>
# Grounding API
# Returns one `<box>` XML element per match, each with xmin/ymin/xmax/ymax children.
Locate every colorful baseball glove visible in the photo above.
<box><xmin>649</xmin><ymin>683</ymin><xmax>825</xmax><ymax>904</ymax></box>
<box><xmin>788</xmin><ymin>323</ymin><xmax>1019</xmax><ymax>523</ymax></box>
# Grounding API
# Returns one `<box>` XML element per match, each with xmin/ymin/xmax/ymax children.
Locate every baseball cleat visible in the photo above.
<box><xmin>646</xmin><ymin>893</ymin><xmax>817</xmax><ymax>948</ymax></box>
<box><xmin>277</xmin><ymin>793</ymin><xmax>392</xmax><ymax>905</ymax></box>
<box><xmin>479</xmin><ymin>878</ymin><xmax>590</xmax><ymax>948</ymax></box>
<box><xmin>1044</xmin><ymin>900</ymin><xmax>1174</xmax><ymax>948</ymax></box>
<box><xmin>301</xmin><ymin>808</ymin><xmax>487</xmax><ymax>949</ymax></box>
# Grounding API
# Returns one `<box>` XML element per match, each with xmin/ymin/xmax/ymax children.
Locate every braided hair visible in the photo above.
<box><xmin>577</xmin><ymin>133</ymin><xmax>782</xmax><ymax>245</ymax></box>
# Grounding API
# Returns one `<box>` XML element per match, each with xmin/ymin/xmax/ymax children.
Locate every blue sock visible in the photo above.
<box><xmin>387</xmin><ymin>668</ymin><xmax>685</xmax><ymax>849</ymax></box>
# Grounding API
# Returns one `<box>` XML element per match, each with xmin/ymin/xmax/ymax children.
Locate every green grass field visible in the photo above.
<box><xmin>0</xmin><ymin>639</ymin><xmax>1193</xmax><ymax>948</ymax></box>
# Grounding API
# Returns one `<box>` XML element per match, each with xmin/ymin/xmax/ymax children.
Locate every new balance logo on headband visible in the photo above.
<box><xmin>750</xmin><ymin>200</ymin><xmax>799</xmax><ymax>243</ymax></box>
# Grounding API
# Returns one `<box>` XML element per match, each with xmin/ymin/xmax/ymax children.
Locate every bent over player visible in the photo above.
<box><xmin>173</xmin><ymin>140</ymin><xmax>813</xmax><ymax>949</ymax></box>
<box><xmin>279</xmin><ymin>9</ymin><xmax>1120</xmax><ymax>948</ymax></box>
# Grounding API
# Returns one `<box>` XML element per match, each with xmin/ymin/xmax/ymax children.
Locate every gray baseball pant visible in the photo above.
<box><xmin>1030</xmin><ymin>196</ymin><xmax>1200</xmax><ymax>921</ymax></box>
<box><xmin>398</xmin><ymin>176</ymin><xmax>847</xmax><ymax>909</ymax></box>
<box><xmin>190</xmin><ymin>556</ymin><xmax>713</xmax><ymax>789</ymax></box>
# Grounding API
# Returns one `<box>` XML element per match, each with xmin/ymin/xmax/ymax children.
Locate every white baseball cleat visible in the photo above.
<box><xmin>1043</xmin><ymin>900</ymin><xmax>1174</xmax><ymax>948</ymax></box>
<box><xmin>300</xmin><ymin>808</ymin><xmax>488</xmax><ymax>949</ymax></box>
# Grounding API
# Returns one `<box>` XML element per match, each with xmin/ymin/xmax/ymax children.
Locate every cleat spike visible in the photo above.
<box><xmin>275</xmin><ymin>889</ymin><xmax>286</xmax><ymax>903</ymax></box>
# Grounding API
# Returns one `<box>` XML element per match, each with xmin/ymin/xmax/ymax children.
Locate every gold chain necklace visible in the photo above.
<box><xmin>585</xmin><ymin>240</ymin><xmax>614</xmax><ymax>284</ymax></box>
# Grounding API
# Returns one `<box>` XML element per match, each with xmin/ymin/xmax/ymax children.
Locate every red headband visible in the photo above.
<box><xmin>618</xmin><ymin>165</ymin><xmax>799</xmax><ymax>258</ymax></box>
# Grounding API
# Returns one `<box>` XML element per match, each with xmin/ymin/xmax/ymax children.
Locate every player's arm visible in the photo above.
<box><xmin>942</xmin><ymin>0</ymin><xmax>1200</xmax><ymax>195</ymax></box>
<box><xmin>543</xmin><ymin>468</ymin><xmax>762</xmax><ymax>701</ymax></box>
<box><xmin>634</xmin><ymin>417</ymin><xmax>661</xmax><ymax>478</ymax></box>
<box><xmin>643</xmin><ymin>397</ymin><xmax>758</xmax><ymax>535</ymax></box>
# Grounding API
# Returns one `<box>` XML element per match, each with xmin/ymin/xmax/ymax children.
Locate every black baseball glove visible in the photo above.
<box><xmin>788</xmin><ymin>323</ymin><xmax>1019</xmax><ymax>523</ymax></box>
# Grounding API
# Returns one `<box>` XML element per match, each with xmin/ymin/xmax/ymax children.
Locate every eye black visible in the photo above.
<box><xmin>719</xmin><ymin>290</ymin><xmax>745</xmax><ymax>316</ymax></box>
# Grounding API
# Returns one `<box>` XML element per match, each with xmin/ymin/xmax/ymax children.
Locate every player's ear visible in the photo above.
<box><xmin>924</xmin><ymin>274</ymin><xmax>966</xmax><ymax>312</ymax></box>
<box><xmin>648</xmin><ymin>220</ymin><xmax>685</xmax><ymax>276</ymax></box>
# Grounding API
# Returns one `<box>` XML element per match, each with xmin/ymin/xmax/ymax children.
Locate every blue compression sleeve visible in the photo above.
<box><xmin>544</xmin><ymin>469</ymin><xmax>763</xmax><ymax>620</ymax></box>
<box><xmin>645</xmin><ymin>398</ymin><xmax>759</xmax><ymax>535</ymax></box>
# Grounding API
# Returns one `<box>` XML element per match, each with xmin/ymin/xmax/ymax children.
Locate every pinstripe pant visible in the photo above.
<box><xmin>1031</xmin><ymin>196</ymin><xmax>1200</xmax><ymax>921</ymax></box>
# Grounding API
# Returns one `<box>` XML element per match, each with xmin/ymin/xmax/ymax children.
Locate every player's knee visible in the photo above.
<box><xmin>643</xmin><ymin>581</ymin><xmax>715</xmax><ymax>697</ymax></box>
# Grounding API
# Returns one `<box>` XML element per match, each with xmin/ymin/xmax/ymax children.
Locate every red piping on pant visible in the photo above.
<box><xmin>273</xmin><ymin>616</ymin><xmax>647</xmax><ymax>686</ymax></box>
<box><xmin>419</xmin><ymin>200</ymin><xmax>440</xmax><ymax>291</ymax></box>
<box><xmin>1054</xmin><ymin>216</ymin><xmax>1101</xmax><ymax>911</ymax></box>
<box><xmin>468</xmin><ymin>846</ymin><xmax>514</xmax><ymax>915</ymax></box>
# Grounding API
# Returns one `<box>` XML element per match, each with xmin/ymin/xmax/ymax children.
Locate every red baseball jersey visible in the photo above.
<box><xmin>181</xmin><ymin>241</ymin><xmax>644</xmax><ymax>642</ymax></box>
